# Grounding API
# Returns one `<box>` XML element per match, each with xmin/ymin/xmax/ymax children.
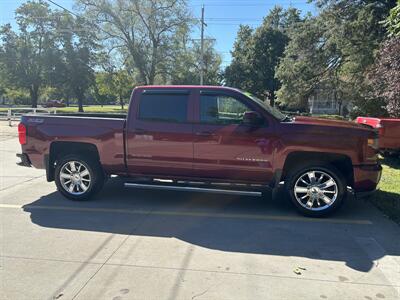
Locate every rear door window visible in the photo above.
<box><xmin>139</xmin><ymin>93</ymin><xmax>189</xmax><ymax>123</ymax></box>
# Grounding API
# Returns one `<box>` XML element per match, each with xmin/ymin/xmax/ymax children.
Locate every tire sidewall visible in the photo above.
<box><xmin>55</xmin><ymin>154</ymin><xmax>103</xmax><ymax>201</ymax></box>
<box><xmin>286</xmin><ymin>164</ymin><xmax>346</xmax><ymax>217</ymax></box>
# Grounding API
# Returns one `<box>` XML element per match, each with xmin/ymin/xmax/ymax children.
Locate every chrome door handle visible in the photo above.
<box><xmin>195</xmin><ymin>131</ymin><xmax>214</xmax><ymax>137</ymax></box>
<box><xmin>134</xmin><ymin>128</ymin><xmax>146</xmax><ymax>134</ymax></box>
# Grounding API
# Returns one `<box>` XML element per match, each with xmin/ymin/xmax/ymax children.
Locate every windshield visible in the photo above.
<box><xmin>242</xmin><ymin>91</ymin><xmax>287</xmax><ymax>121</ymax></box>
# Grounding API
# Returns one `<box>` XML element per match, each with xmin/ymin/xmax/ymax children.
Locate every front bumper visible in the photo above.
<box><xmin>16</xmin><ymin>153</ymin><xmax>32</xmax><ymax>167</ymax></box>
<box><xmin>353</xmin><ymin>163</ymin><xmax>382</xmax><ymax>195</ymax></box>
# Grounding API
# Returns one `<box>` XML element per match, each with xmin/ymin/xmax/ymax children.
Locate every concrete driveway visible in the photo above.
<box><xmin>1</xmin><ymin>121</ymin><xmax>399</xmax><ymax>300</ymax></box>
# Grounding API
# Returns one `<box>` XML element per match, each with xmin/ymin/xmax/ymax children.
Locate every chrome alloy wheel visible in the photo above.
<box><xmin>59</xmin><ymin>161</ymin><xmax>91</xmax><ymax>195</ymax></box>
<box><xmin>293</xmin><ymin>170</ymin><xmax>338</xmax><ymax>211</ymax></box>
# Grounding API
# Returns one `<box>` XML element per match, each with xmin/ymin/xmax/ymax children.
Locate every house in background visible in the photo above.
<box><xmin>308</xmin><ymin>88</ymin><xmax>351</xmax><ymax>116</ymax></box>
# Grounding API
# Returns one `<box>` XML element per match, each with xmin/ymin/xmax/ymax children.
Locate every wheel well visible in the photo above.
<box><xmin>281</xmin><ymin>152</ymin><xmax>354</xmax><ymax>187</ymax></box>
<box><xmin>47</xmin><ymin>141</ymin><xmax>100</xmax><ymax>181</ymax></box>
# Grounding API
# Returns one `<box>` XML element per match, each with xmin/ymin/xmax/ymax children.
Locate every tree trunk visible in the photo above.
<box><xmin>334</xmin><ymin>90</ymin><xmax>342</xmax><ymax>116</ymax></box>
<box><xmin>78</xmin><ymin>99</ymin><xmax>84</xmax><ymax>112</ymax></box>
<box><xmin>30</xmin><ymin>85</ymin><xmax>39</xmax><ymax>108</ymax></box>
<box><xmin>148</xmin><ymin>44</ymin><xmax>158</xmax><ymax>85</ymax></box>
<box><xmin>77</xmin><ymin>89</ymin><xmax>84</xmax><ymax>112</ymax></box>
<box><xmin>119</xmin><ymin>94</ymin><xmax>124</xmax><ymax>110</ymax></box>
<box><xmin>269</xmin><ymin>90</ymin><xmax>275</xmax><ymax>107</ymax></box>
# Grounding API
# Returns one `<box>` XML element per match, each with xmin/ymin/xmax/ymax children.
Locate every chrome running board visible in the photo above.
<box><xmin>124</xmin><ymin>182</ymin><xmax>262</xmax><ymax>197</ymax></box>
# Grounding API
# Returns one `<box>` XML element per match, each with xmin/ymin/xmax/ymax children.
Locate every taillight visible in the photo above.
<box><xmin>376</xmin><ymin>123</ymin><xmax>385</xmax><ymax>136</ymax></box>
<box><xmin>18</xmin><ymin>123</ymin><xmax>26</xmax><ymax>145</ymax></box>
<box><xmin>368</xmin><ymin>137</ymin><xmax>379</xmax><ymax>150</ymax></box>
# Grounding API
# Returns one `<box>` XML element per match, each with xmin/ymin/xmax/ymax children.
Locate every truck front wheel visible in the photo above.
<box><xmin>285</xmin><ymin>164</ymin><xmax>346</xmax><ymax>217</ymax></box>
<box><xmin>55</xmin><ymin>154</ymin><xmax>104</xmax><ymax>201</ymax></box>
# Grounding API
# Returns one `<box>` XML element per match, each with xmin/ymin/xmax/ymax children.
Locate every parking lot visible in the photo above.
<box><xmin>0</xmin><ymin>121</ymin><xmax>399</xmax><ymax>300</ymax></box>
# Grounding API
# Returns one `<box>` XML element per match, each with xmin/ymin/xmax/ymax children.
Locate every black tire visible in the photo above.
<box><xmin>285</xmin><ymin>164</ymin><xmax>346</xmax><ymax>217</ymax></box>
<box><xmin>55</xmin><ymin>154</ymin><xmax>104</xmax><ymax>201</ymax></box>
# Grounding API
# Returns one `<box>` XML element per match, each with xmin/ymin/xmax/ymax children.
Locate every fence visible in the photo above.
<box><xmin>0</xmin><ymin>107</ymin><xmax>57</xmax><ymax>126</ymax></box>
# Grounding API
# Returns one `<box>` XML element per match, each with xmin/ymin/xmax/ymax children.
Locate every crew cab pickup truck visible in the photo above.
<box><xmin>356</xmin><ymin>117</ymin><xmax>400</xmax><ymax>155</ymax></box>
<box><xmin>17</xmin><ymin>86</ymin><xmax>382</xmax><ymax>217</ymax></box>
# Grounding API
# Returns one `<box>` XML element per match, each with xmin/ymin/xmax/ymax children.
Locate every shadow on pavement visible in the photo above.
<box><xmin>23</xmin><ymin>178</ymin><xmax>399</xmax><ymax>273</ymax></box>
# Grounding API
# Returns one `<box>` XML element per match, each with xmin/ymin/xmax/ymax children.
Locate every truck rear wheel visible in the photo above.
<box><xmin>285</xmin><ymin>164</ymin><xmax>346</xmax><ymax>217</ymax></box>
<box><xmin>55</xmin><ymin>154</ymin><xmax>104</xmax><ymax>201</ymax></box>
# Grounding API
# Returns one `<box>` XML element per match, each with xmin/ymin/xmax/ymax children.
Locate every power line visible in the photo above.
<box><xmin>206</xmin><ymin>18</ymin><xmax>263</xmax><ymax>21</ymax></box>
<box><xmin>191</xmin><ymin>0</ymin><xmax>306</xmax><ymax>2</ymax></box>
<box><xmin>43</xmin><ymin>0</ymin><xmax>114</xmax><ymax>37</ymax></box>
<box><xmin>45</xmin><ymin>0</ymin><xmax>80</xmax><ymax>18</ymax></box>
<box><xmin>207</xmin><ymin>23</ymin><xmax>260</xmax><ymax>26</ymax></box>
<box><xmin>190</xmin><ymin>1</ymin><xmax>309</xmax><ymax>7</ymax></box>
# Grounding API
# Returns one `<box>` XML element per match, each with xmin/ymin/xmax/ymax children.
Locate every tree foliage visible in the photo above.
<box><xmin>170</xmin><ymin>37</ymin><xmax>222</xmax><ymax>85</ymax></box>
<box><xmin>0</xmin><ymin>0</ymin><xmax>222</xmax><ymax>109</ymax></box>
<box><xmin>383</xmin><ymin>0</ymin><xmax>400</xmax><ymax>36</ymax></box>
<box><xmin>367</xmin><ymin>37</ymin><xmax>400</xmax><ymax>117</ymax></box>
<box><xmin>96</xmin><ymin>69</ymin><xmax>132</xmax><ymax>109</ymax></box>
<box><xmin>276</xmin><ymin>0</ymin><xmax>397</xmax><ymax>113</ymax></box>
<box><xmin>54</xmin><ymin>14</ymin><xmax>98</xmax><ymax>112</ymax></box>
<box><xmin>0</xmin><ymin>1</ymin><xmax>98</xmax><ymax>110</ymax></box>
<box><xmin>224</xmin><ymin>25</ymin><xmax>254</xmax><ymax>92</ymax></box>
<box><xmin>225</xmin><ymin>7</ymin><xmax>301</xmax><ymax>105</ymax></box>
<box><xmin>0</xmin><ymin>1</ymin><xmax>57</xmax><ymax>107</ymax></box>
<box><xmin>77</xmin><ymin>0</ymin><xmax>192</xmax><ymax>85</ymax></box>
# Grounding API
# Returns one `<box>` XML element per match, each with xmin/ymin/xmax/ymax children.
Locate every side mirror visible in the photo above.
<box><xmin>242</xmin><ymin>111</ymin><xmax>264</xmax><ymax>126</ymax></box>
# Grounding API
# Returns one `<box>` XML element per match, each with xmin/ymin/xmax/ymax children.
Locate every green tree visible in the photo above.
<box><xmin>367</xmin><ymin>36</ymin><xmax>400</xmax><ymax>117</ymax></box>
<box><xmin>77</xmin><ymin>0</ymin><xmax>192</xmax><ymax>85</ymax></box>
<box><xmin>251</xmin><ymin>23</ymin><xmax>288</xmax><ymax>106</ymax></box>
<box><xmin>276</xmin><ymin>0</ymin><xmax>397</xmax><ymax>112</ymax></box>
<box><xmin>169</xmin><ymin>35</ymin><xmax>222</xmax><ymax>85</ymax></box>
<box><xmin>275</xmin><ymin>17</ymin><xmax>329</xmax><ymax>109</ymax></box>
<box><xmin>54</xmin><ymin>14</ymin><xmax>98</xmax><ymax>112</ymax></box>
<box><xmin>383</xmin><ymin>0</ymin><xmax>400</xmax><ymax>36</ymax></box>
<box><xmin>0</xmin><ymin>1</ymin><xmax>57</xmax><ymax>108</ymax></box>
<box><xmin>96</xmin><ymin>69</ymin><xmax>132</xmax><ymax>109</ymax></box>
<box><xmin>224</xmin><ymin>25</ymin><xmax>255</xmax><ymax>93</ymax></box>
<box><xmin>225</xmin><ymin>7</ymin><xmax>300</xmax><ymax>105</ymax></box>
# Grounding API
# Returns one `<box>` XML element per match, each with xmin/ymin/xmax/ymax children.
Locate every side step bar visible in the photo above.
<box><xmin>124</xmin><ymin>182</ymin><xmax>262</xmax><ymax>197</ymax></box>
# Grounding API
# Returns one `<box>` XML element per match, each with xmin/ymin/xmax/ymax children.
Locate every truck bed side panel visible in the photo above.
<box><xmin>21</xmin><ymin>115</ymin><xmax>126</xmax><ymax>174</ymax></box>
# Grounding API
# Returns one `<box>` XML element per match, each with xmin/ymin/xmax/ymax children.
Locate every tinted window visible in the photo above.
<box><xmin>200</xmin><ymin>95</ymin><xmax>250</xmax><ymax>124</ymax></box>
<box><xmin>139</xmin><ymin>94</ymin><xmax>188</xmax><ymax>123</ymax></box>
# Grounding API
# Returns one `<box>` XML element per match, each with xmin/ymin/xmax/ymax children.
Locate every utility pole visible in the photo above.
<box><xmin>200</xmin><ymin>5</ymin><xmax>205</xmax><ymax>85</ymax></box>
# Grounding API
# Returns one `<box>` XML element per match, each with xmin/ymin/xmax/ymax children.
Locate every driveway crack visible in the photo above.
<box><xmin>69</xmin><ymin>208</ymin><xmax>155</xmax><ymax>300</ymax></box>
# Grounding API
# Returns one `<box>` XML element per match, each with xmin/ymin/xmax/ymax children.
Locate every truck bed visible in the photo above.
<box><xmin>21</xmin><ymin>113</ymin><xmax>127</xmax><ymax>174</ymax></box>
<box><xmin>356</xmin><ymin>117</ymin><xmax>400</xmax><ymax>150</ymax></box>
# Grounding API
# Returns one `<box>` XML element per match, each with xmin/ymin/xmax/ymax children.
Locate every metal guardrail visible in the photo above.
<box><xmin>0</xmin><ymin>107</ymin><xmax>57</xmax><ymax>126</ymax></box>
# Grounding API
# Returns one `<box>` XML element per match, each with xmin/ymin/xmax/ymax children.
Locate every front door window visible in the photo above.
<box><xmin>200</xmin><ymin>95</ymin><xmax>250</xmax><ymax>125</ymax></box>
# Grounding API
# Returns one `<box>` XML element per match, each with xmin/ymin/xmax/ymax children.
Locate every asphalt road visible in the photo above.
<box><xmin>1</xmin><ymin>121</ymin><xmax>399</xmax><ymax>300</ymax></box>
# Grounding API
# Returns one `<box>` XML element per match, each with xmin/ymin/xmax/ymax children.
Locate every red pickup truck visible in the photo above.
<box><xmin>17</xmin><ymin>86</ymin><xmax>381</xmax><ymax>217</ymax></box>
<box><xmin>356</xmin><ymin>117</ymin><xmax>400</xmax><ymax>155</ymax></box>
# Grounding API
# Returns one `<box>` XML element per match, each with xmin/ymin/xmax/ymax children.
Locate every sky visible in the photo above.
<box><xmin>0</xmin><ymin>0</ymin><xmax>317</xmax><ymax>67</ymax></box>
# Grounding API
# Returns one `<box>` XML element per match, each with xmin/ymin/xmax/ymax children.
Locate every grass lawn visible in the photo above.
<box><xmin>371</xmin><ymin>156</ymin><xmax>400</xmax><ymax>224</ymax></box>
<box><xmin>56</xmin><ymin>105</ymin><xmax>127</xmax><ymax>113</ymax></box>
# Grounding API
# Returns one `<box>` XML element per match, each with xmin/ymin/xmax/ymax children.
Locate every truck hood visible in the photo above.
<box><xmin>292</xmin><ymin>116</ymin><xmax>369</xmax><ymax>130</ymax></box>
